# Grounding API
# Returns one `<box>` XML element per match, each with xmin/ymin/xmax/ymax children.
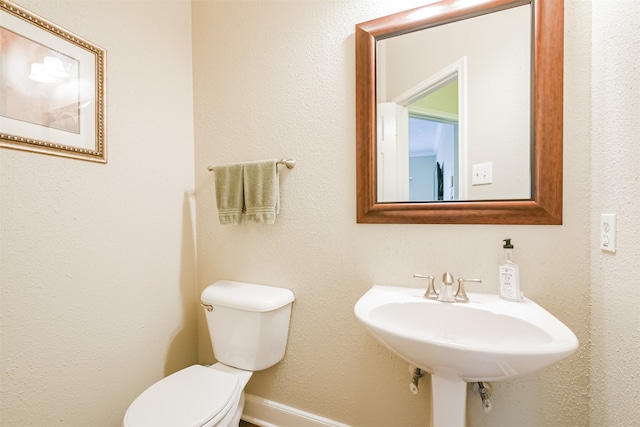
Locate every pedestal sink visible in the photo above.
<box><xmin>354</xmin><ymin>285</ymin><xmax>578</xmax><ymax>427</ymax></box>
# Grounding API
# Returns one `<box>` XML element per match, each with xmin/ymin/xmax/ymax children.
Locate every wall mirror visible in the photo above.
<box><xmin>356</xmin><ymin>0</ymin><xmax>563</xmax><ymax>224</ymax></box>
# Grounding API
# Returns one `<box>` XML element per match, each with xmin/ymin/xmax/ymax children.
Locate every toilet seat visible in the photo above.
<box><xmin>124</xmin><ymin>365</ymin><xmax>240</xmax><ymax>427</ymax></box>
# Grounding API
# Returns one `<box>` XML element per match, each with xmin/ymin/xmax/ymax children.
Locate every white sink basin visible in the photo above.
<box><xmin>354</xmin><ymin>285</ymin><xmax>578</xmax><ymax>382</ymax></box>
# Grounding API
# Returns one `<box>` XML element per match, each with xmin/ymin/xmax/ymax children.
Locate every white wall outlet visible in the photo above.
<box><xmin>472</xmin><ymin>162</ymin><xmax>493</xmax><ymax>185</ymax></box>
<box><xmin>600</xmin><ymin>213</ymin><xmax>616</xmax><ymax>253</ymax></box>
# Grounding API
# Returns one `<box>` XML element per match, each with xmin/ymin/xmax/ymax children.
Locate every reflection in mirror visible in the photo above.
<box><xmin>377</xmin><ymin>56</ymin><xmax>463</xmax><ymax>202</ymax></box>
<box><xmin>408</xmin><ymin>80</ymin><xmax>459</xmax><ymax>202</ymax></box>
<box><xmin>376</xmin><ymin>4</ymin><xmax>531</xmax><ymax>202</ymax></box>
<box><xmin>355</xmin><ymin>0</ymin><xmax>564</xmax><ymax>224</ymax></box>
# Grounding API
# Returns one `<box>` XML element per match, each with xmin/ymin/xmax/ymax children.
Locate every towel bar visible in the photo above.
<box><xmin>207</xmin><ymin>158</ymin><xmax>295</xmax><ymax>172</ymax></box>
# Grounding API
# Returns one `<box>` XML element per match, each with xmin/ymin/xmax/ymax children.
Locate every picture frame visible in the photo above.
<box><xmin>0</xmin><ymin>0</ymin><xmax>106</xmax><ymax>163</ymax></box>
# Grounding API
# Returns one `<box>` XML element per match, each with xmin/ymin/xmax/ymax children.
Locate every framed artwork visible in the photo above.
<box><xmin>0</xmin><ymin>0</ymin><xmax>106</xmax><ymax>163</ymax></box>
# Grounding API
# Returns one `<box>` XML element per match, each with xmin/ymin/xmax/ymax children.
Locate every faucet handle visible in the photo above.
<box><xmin>413</xmin><ymin>274</ymin><xmax>438</xmax><ymax>299</ymax></box>
<box><xmin>456</xmin><ymin>278</ymin><xmax>482</xmax><ymax>303</ymax></box>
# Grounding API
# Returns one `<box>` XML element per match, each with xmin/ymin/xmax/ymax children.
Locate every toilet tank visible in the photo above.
<box><xmin>201</xmin><ymin>280</ymin><xmax>295</xmax><ymax>371</ymax></box>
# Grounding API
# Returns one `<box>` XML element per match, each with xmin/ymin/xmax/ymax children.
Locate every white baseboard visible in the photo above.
<box><xmin>241</xmin><ymin>394</ymin><xmax>351</xmax><ymax>427</ymax></box>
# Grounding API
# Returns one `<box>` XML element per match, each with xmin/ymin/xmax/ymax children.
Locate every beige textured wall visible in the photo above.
<box><xmin>0</xmin><ymin>1</ymin><xmax>197</xmax><ymax>425</ymax></box>
<box><xmin>589</xmin><ymin>0</ymin><xmax>640</xmax><ymax>425</ymax></box>
<box><xmin>2</xmin><ymin>1</ymin><xmax>637</xmax><ymax>426</ymax></box>
<box><xmin>193</xmin><ymin>1</ymin><xmax>592</xmax><ymax>426</ymax></box>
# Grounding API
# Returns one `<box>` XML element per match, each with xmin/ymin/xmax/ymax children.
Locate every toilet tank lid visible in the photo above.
<box><xmin>201</xmin><ymin>280</ymin><xmax>295</xmax><ymax>312</ymax></box>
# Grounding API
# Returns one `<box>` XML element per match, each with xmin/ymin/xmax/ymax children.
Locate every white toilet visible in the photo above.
<box><xmin>124</xmin><ymin>280</ymin><xmax>295</xmax><ymax>427</ymax></box>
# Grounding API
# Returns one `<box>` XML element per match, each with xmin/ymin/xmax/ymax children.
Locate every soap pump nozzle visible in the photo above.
<box><xmin>503</xmin><ymin>238</ymin><xmax>514</xmax><ymax>261</ymax></box>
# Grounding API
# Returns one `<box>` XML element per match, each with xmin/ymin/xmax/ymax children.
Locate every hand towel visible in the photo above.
<box><xmin>213</xmin><ymin>163</ymin><xmax>244</xmax><ymax>224</ymax></box>
<box><xmin>243</xmin><ymin>159</ymin><xmax>279</xmax><ymax>224</ymax></box>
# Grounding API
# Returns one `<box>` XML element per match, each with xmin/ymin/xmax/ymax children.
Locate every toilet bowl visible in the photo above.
<box><xmin>124</xmin><ymin>363</ymin><xmax>252</xmax><ymax>427</ymax></box>
<box><xmin>124</xmin><ymin>280</ymin><xmax>295</xmax><ymax>427</ymax></box>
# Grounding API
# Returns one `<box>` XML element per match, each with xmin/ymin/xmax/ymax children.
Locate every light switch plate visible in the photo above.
<box><xmin>600</xmin><ymin>213</ymin><xmax>616</xmax><ymax>253</ymax></box>
<box><xmin>472</xmin><ymin>162</ymin><xmax>493</xmax><ymax>185</ymax></box>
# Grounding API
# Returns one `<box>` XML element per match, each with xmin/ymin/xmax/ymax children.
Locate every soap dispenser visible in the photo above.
<box><xmin>499</xmin><ymin>238</ymin><xmax>522</xmax><ymax>302</ymax></box>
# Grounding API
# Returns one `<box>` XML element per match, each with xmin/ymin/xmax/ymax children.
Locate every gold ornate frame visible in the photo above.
<box><xmin>0</xmin><ymin>0</ymin><xmax>106</xmax><ymax>163</ymax></box>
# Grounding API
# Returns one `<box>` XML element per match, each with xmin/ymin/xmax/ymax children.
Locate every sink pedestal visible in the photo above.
<box><xmin>431</xmin><ymin>370</ymin><xmax>467</xmax><ymax>427</ymax></box>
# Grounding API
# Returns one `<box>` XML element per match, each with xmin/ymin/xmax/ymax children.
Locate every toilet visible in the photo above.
<box><xmin>124</xmin><ymin>280</ymin><xmax>295</xmax><ymax>427</ymax></box>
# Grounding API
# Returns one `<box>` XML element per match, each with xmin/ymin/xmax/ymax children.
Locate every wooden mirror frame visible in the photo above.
<box><xmin>356</xmin><ymin>0</ymin><xmax>563</xmax><ymax>224</ymax></box>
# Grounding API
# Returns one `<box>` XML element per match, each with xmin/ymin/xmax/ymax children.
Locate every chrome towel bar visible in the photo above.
<box><xmin>207</xmin><ymin>158</ymin><xmax>295</xmax><ymax>172</ymax></box>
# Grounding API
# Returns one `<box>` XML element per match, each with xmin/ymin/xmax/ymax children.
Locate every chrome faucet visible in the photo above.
<box><xmin>437</xmin><ymin>272</ymin><xmax>457</xmax><ymax>302</ymax></box>
<box><xmin>414</xmin><ymin>272</ymin><xmax>482</xmax><ymax>303</ymax></box>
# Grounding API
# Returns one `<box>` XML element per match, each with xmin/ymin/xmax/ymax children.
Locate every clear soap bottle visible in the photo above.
<box><xmin>499</xmin><ymin>238</ymin><xmax>522</xmax><ymax>301</ymax></box>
